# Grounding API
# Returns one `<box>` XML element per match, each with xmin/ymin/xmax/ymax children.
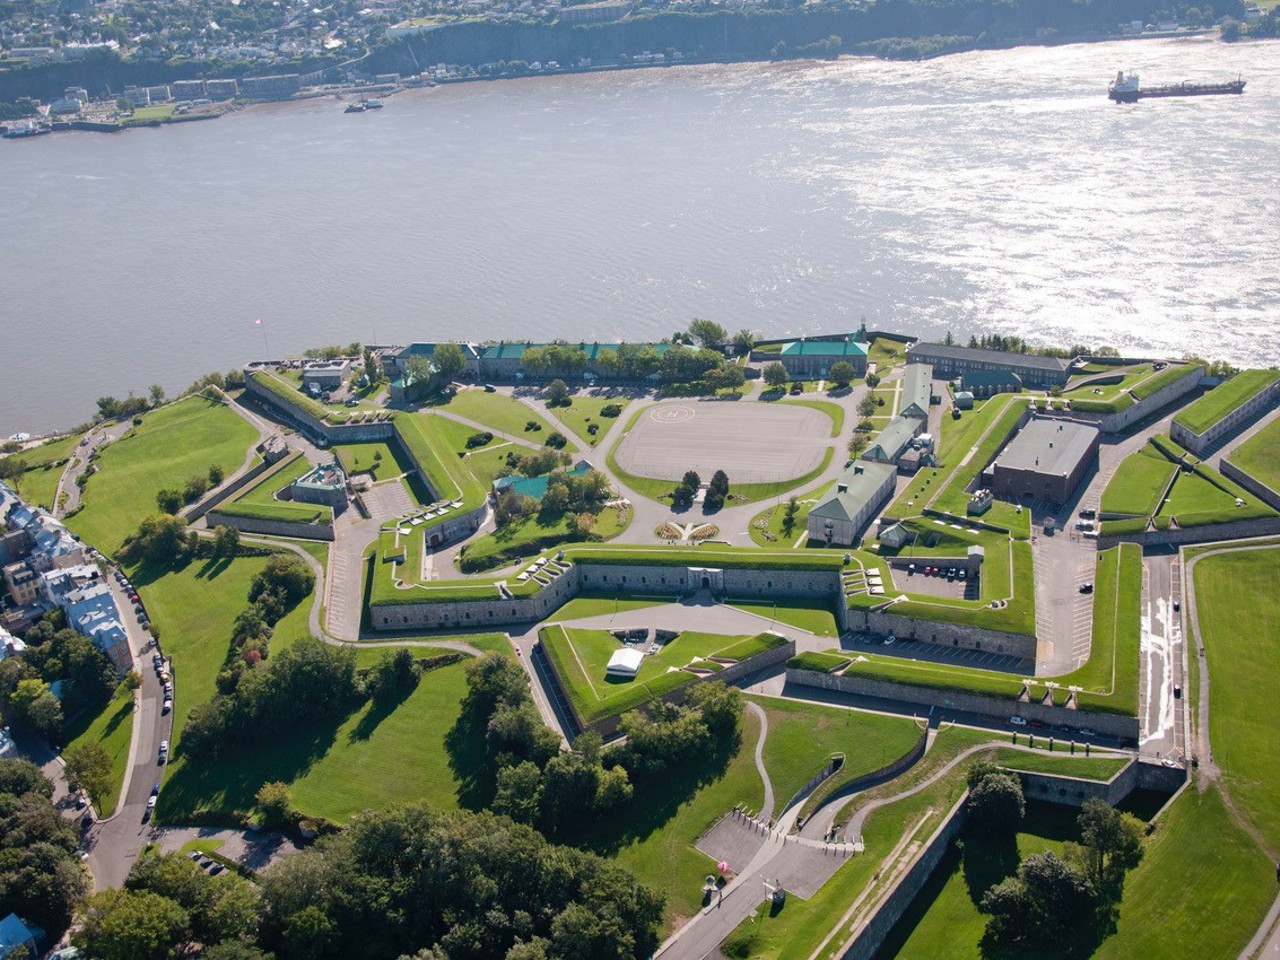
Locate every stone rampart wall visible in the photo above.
<box><xmin>1220</xmin><ymin>459</ymin><xmax>1280</xmax><ymax>513</ymax></box>
<box><xmin>1097</xmin><ymin>515</ymin><xmax>1280</xmax><ymax>551</ymax></box>
<box><xmin>844</xmin><ymin>607</ymin><xmax>1037</xmax><ymax>660</ymax></box>
<box><xmin>787</xmin><ymin>668</ymin><xmax>1140</xmax><ymax>742</ymax></box>
<box><xmin>184</xmin><ymin>456</ymin><xmax>275</xmax><ymax>522</ymax></box>
<box><xmin>837</xmin><ymin>794</ymin><xmax>968</xmax><ymax>960</ymax></box>
<box><xmin>205</xmin><ymin>509</ymin><xmax>335</xmax><ymax>542</ymax></box>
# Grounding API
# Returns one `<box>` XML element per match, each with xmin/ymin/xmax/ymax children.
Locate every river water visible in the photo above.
<box><xmin>1</xmin><ymin>36</ymin><xmax>1277</xmax><ymax>435</ymax></box>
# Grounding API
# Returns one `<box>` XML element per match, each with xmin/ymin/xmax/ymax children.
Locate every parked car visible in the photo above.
<box><xmin>958</xmin><ymin>569</ymin><xmax>967</xmax><ymax>581</ymax></box>
<box><xmin>1009</xmin><ymin>716</ymin><xmax>1028</xmax><ymax>727</ymax></box>
<box><xmin>483</xmin><ymin>384</ymin><xmax>497</xmax><ymax>392</ymax></box>
<box><xmin>158</xmin><ymin>741</ymin><xmax>169</xmax><ymax>764</ymax></box>
<box><xmin>1173</xmin><ymin>600</ymin><xmax>1181</xmax><ymax>612</ymax></box>
<box><xmin>1079</xmin><ymin>583</ymin><xmax>1094</xmax><ymax>594</ymax></box>
<box><xmin>145</xmin><ymin>796</ymin><xmax>157</xmax><ymax>819</ymax></box>
<box><xmin>1078</xmin><ymin>729</ymin><xmax>1096</xmax><ymax>738</ymax></box>
<box><xmin>1029</xmin><ymin>719</ymin><xmax>1048</xmax><ymax>730</ymax></box>
<box><xmin>152</xmin><ymin>782</ymin><xmax>161</xmax><ymax>796</ymax></box>
<box><xmin>883</xmin><ymin>635</ymin><xmax>896</xmax><ymax>646</ymax></box>
<box><xmin>1079</xmin><ymin>509</ymin><xmax>1097</xmax><ymax>519</ymax></box>
<box><xmin>1174</xmin><ymin>685</ymin><xmax>1182</xmax><ymax>700</ymax></box>
<box><xmin>907</xmin><ymin>563</ymin><xmax>915</xmax><ymax>574</ymax></box>
<box><xmin>162</xmin><ymin>699</ymin><xmax>172</xmax><ymax>715</ymax></box>
<box><xmin>75</xmin><ymin>793</ymin><xmax>87</xmax><ymax>810</ymax></box>
<box><xmin>789</xmin><ymin>384</ymin><xmax>803</xmax><ymax>395</ymax></box>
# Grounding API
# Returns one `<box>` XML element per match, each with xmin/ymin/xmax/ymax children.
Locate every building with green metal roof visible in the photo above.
<box><xmin>777</xmin><ymin>337</ymin><xmax>868</xmax><ymax>379</ymax></box>
<box><xmin>806</xmin><ymin>461</ymin><xmax>897</xmax><ymax>545</ymax></box>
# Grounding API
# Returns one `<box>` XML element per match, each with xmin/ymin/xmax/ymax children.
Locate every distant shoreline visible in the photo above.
<box><xmin>1</xmin><ymin>27</ymin><xmax>1229</xmax><ymax>143</ymax></box>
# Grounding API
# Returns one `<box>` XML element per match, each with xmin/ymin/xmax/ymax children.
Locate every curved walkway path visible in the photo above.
<box><xmin>745</xmin><ymin>701</ymin><xmax>775</xmax><ymax>823</ymax></box>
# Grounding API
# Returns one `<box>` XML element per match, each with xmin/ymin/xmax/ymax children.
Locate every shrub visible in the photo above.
<box><xmin>545</xmin><ymin>432</ymin><xmax>567</xmax><ymax>449</ymax></box>
<box><xmin>600</xmin><ymin>403</ymin><xmax>623</xmax><ymax>418</ymax></box>
<box><xmin>466</xmin><ymin>431</ymin><xmax>494</xmax><ymax>449</ymax></box>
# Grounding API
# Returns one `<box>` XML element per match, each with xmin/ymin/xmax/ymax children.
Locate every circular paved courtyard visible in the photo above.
<box><xmin>614</xmin><ymin>401</ymin><xmax>833</xmax><ymax>484</ymax></box>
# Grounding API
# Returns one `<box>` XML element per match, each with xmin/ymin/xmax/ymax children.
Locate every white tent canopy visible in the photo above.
<box><xmin>606</xmin><ymin>648</ymin><xmax>645</xmax><ymax>678</ymax></box>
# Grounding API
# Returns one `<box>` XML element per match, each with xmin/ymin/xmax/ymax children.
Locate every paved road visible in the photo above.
<box><xmin>1138</xmin><ymin>552</ymin><xmax>1186</xmax><ymax>762</ymax></box>
<box><xmin>53</xmin><ymin>420</ymin><xmax>131</xmax><ymax>518</ymax></box>
<box><xmin>85</xmin><ymin>573</ymin><xmax>174</xmax><ymax>889</ymax></box>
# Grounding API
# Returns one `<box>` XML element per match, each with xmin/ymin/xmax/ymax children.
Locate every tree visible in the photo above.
<box><xmin>763</xmin><ymin>362</ymin><xmax>789</xmax><ymax>388</ymax></box>
<box><xmin>493</xmin><ymin>760</ymin><xmax>544</xmax><ymax>825</ymax></box>
<box><xmin>732</xmin><ymin>329</ymin><xmax>755</xmax><ymax>353</ymax></box>
<box><xmin>682</xmin><ymin>471</ymin><xmax>701</xmax><ymax>491</ymax></box>
<box><xmin>865</xmin><ymin>372</ymin><xmax>881</xmax><ymax>389</ymax></box>
<box><xmin>546</xmin><ymin>379</ymin><xmax>570</xmax><ymax>406</ymax></box>
<box><xmin>149</xmin><ymin>384</ymin><xmax>166</xmax><ymax>405</ymax></box>
<box><xmin>127</xmin><ymin>514</ymin><xmax>190</xmax><ymax>565</ymax></box>
<box><xmin>688</xmin><ymin>318</ymin><xmax>727</xmax><ymax>348</ymax></box>
<box><xmin>781</xmin><ymin>496</ymin><xmax>799</xmax><ymax>535</ymax></box>
<box><xmin>712</xmin><ymin>363</ymin><xmax>746</xmax><ymax>390</ymax></box>
<box><xmin>432</xmin><ymin>342</ymin><xmax>467</xmax><ymax>383</ymax></box>
<box><xmin>966</xmin><ymin>761</ymin><xmax>1025</xmax><ymax>834</ymax></box>
<box><xmin>115</xmin><ymin>96</ymin><xmax>134</xmax><ymax>114</ymax></box>
<box><xmin>848</xmin><ymin>434</ymin><xmax>869</xmax><ymax>458</ymax></box>
<box><xmin>541</xmin><ymin>479</ymin><xmax>570</xmax><ymax>516</ymax></box>
<box><xmin>1078</xmin><ymin>797</ymin><xmax>1144</xmax><ymax>886</ymax></box>
<box><xmin>155</xmin><ymin>489</ymin><xmax>182</xmax><ymax>514</ymax></box>
<box><xmin>213</xmin><ymin>525</ymin><xmax>240</xmax><ymax>558</ymax></box>
<box><xmin>11</xmin><ymin>678</ymin><xmax>62</xmax><ymax>739</ymax></box>
<box><xmin>671</xmin><ymin>484</ymin><xmax>694</xmax><ymax>510</ymax></box>
<box><xmin>249</xmin><ymin>554</ymin><xmax>314</xmax><ymax>609</ymax></box>
<box><xmin>208</xmin><ymin>463</ymin><xmax>225</xmax><ymax>486</ymax></box>
<box><xmin>574</xmin><ymin>511</ymin><xmax>596</xmax><ymax>537</ymax></box>
<box><xmin>495</xmin><ymin>490</ymin><xmax>536</xmax><ymax>529</ymax></box>
<box><xmin>857</xmin><ymin>395</ymin><xmax>877</xmax><ymax>418</ymax></box>
<box><xmin>62</xmin><ymin>741</ymin><xmax>114</xmax><ymax>807</ymax></box>
<box><xmin>97</xmin><ymin>397</ymin><xmax>122</xmax><ymax>420</ymax></box>
<box><xmin>74</xmin><ymin>888</ymin><xmax>191</xmax><ymax>960</ymax></box>
<box><xmin>404</xmin><ymin>355</ymin><xmax>434</xmax><ymax>387</ymax></box>
<box><xmin>705</xmin><ymin>470</ymin><xmax>730</xmax><ymax>510</ymax></box>
<box><xmin>0</xmin><ymin>456</ymin><xmax>27</xmax><ymax>485</ymax></box>
<box><xmin>201</xmin><ymin>943</ymin><xmax>273</xmax><ymax>960</ymax></box>
<box><xmin>256</xmin><ymin>781</ymin><xmax>294</xmax><ymax>829</ymax></box>
<box><xmin>1220</xmin><ymin>16</ymin><xmax>1241</xmax><ymax>40</ymax></box>
<box><xmin>828</xmin><ymin>361</ymin><xmax>856</xmax><ymax>388</ymax></box>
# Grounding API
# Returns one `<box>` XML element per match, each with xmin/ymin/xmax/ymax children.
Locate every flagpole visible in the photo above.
<box><xmin>257</xmin><ymin>319</ymin><xmax>271</xmax><ymax>360</ymax></box>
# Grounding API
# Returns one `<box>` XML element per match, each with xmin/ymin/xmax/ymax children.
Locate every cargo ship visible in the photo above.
<box><xmin>1108</xmin><ymin>71</ymin><xmax>1246</xmax><ymax>103</ymax></box>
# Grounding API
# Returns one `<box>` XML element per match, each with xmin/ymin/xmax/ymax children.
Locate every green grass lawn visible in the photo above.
<box><xmin>728</xmin><ymin>599</ymin><xmax>839</xmax><ymax>636</ymax></box>
<box><xmin>335</xmin><ymin>441</ymin><xmax>415</xmax><ymax>481</ymax></box>
<box><xmin>541</xmin><ymin>626</ymin><xmax>789</xmax><ymax>724</ymax></box>
<box><xmin>66</xmin><ymin>397</ymin><xmax>258</xmax><ymax>554</ymax></box>
<box><xmin>460</xmin><ymin>442</ymin><xmax>521</xmax><ymax>488</ymax></box>
<box><xmin>10</xmin><ymin>431</ymin><xmax>84</xmax><ymax>510</ymax></box>
<box><xmin>1101</xmin><ymin>449</ymin><xmax>1179</xmax><ymax>517</ymax></box>
<box><xmin>225</xmin><ymin>455</ymin><xmax>329</xmax><ymax>526</ymax></box>
<box><xmin>1155</xmin><ymin>463</ymin><xmax>1274</xmax><ymax>527</ymax></box>
<box><xmin>866</xmin><ymin>337</ymin><xmax>906</xmax><ymax>373</ymax></box>
<box><xmin>158</xmin><ymin>645</ymin><xmax>490</xmax><ymax>824</ymax></box>
<box><xmin>134</xmin><ymin>555</ymin><xmax>314</xmax><ymax>752</ymax></box>
<box><xmin>931</xmin><ymin>399</ymin><xmax>1028</xmax><ymax>519</ymax></box>
<box><xmin>1193</xmin><ymin>547</ymin><xmax>1280</xmax><ymax>850</ymax></box>
<box><xmin>778</xmin><ymin>399</ymin><xmax>845</xmax><ymax>437</ymax></box>
<box><xmin>752</xmin><ymin>697</ymin><xmax>922</xmax><ymax>808</ymax></box>
<box><xmin>127</xmin><ymin>103</ymin><xmax>177</xmax><ymax>121</ymax></box>
<box><xmin>749</xmin><ymin>481</ymin><xmax>835</xmax><ymax>547</ymax></box>
<box><xmin>1174</xmin><ymin>368</ymin><xmax>1280</xmax><ymax>436</ymax></box>
<box><xmin>1229</xmin><ymin>416</ymin><xmax>1280</xmax><ymax>494</ymax></box>
<box><xmin>1091</xmin><ymin>786</ymin><xmax>1274</xmax><ymax>960</ymax></box>
<box><xmin>878</xmin><ymin>801</ymin><xmax>1082</xmax><ymax>959</ymax></box>
<box><xmin>990</xmin><ymin>748</ymin><xmax>1130</xmax><ymax>780</ymax></box>
<box><xmin>554</xmin><ymin>593</ymin><xmax>668</xmax><ymax>621</ymax></box>
<box><xmin>457</xmin><ymin>501</ymin><xmax>630</xmax><ymax>573</ymax></box>
<box><xmin>428</xmin><ymin>388</ymin><xmax>575</xmax><ymax>449</ymax></box>
<box><xmin>574</xmin><ymin>708</ymin><xmax>765</xmax><ymax>931</ymax></box>
<box><xmin>549</xmin><ymin>395</ymin><xmax>630</xmax><ymax>447</ymax></box>
<box><xmin>63</xmin><ymin>681</ymin><xmax>135</xmax><ymax>817</ymax></box>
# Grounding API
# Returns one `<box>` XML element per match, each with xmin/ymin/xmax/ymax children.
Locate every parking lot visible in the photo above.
<box><xmin>886</xmin><ymin>561</ymin><xmax>979</xmax><ymax>600</ymax></box>
<box><xmin>845</xmin><ymin>632</ymin><xmax>1030</xmax><ymax>674</ymax></box>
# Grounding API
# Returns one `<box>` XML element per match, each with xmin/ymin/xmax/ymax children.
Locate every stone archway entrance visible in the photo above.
<box><xmin>688</xmin><ymin>567</ymin><xmax>724</xmax><ymax>594</ymax></box>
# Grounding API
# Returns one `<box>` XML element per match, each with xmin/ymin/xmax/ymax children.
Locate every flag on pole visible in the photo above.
<box><xmin>255</xmin><ymin>318</ymin><xmax>264</xmax><ymax>326</ymax></box>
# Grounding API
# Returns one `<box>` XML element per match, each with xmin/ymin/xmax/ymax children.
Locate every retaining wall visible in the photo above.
<box><xmin>1017</xmin><ymin>760</ymin><xmax>1137</xmax><ymax>807</ymax></box>
<box><xmin>1221</xmin><ymin>459</ymin><xmax>1280</xmax><ymax>512</ymax></box>
<box><xmin>800</xmin><ymin>725</ymin><xmax>931</xmax><ymax>830</ymax></box>
<box><xmin>787</xmin><ymin>668</ymin><xmax>1140</xmax><ymax>742</ymax></box>
<box><xmin>1170</xmin><ymin>376</ymin><xmax>1280</xmax><ymax>454</ymax></box>
<box><xmin>371</xmin><ymin>562</ymin><xmax>844</xmax><ymax>632</ymax></box>
<box><xmin>204</xmin><ymin>509</ymin><xmax>335</xmax><ymax>541</ymax></box>
<box><xmin>1040</xmin><ymin>364</ymin><xmax>1202</xmax><ymax>434</ymax></box>
<box><xmin>1097</xmin><ymin>515</ymin><xmax>1280</xmax><ymax>551</ymax></box>
<box><xmin>183</xmin><ymin>455</ymin><xmax>275</xmax><ymax>522</ymax></box>
<box><xmin>843</xmin><ymin>607</ymin><xmax>1037</xmax><ymax>660</ymax></box>
<box><xmin>837</xmin><ymin>794</ymin><xmax>969</xmax><ymax>960</ymax></box>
